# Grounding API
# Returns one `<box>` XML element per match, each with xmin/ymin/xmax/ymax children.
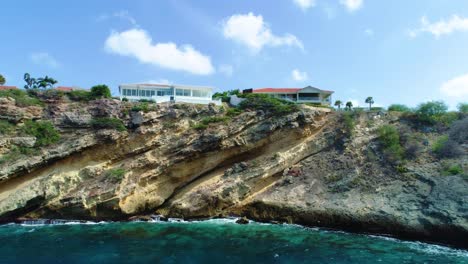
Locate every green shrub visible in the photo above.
<box><xmin>441</xmin><ymin>163</ymin><xmax>464</xmax><ymax>176</ymax></box>
<box><xmin>67</xmin><ymin>90</ymin><xmax>91</xmax><ymax>101</ymax></box>
<box><xmin>213</xmin><ymin>89</ymin><xmax>240</xmax><ymax>103</ymax></box>
<box><xmin>104</xmin><ymin>168</ymin><xmax>126</xmax><ymax>182</ymax></box>
<box><xmin>377</xmin><ymin>125</ymin><xmax>404</xmax><ymax>163</ymax></box>
<box><xmin>415</xmin><ymin>101</ymin><xmax>448</xmax><ymax>124</ymax></box>
<box><xmin>138</xmin><ymin>99</ymin><xmax>155</xmax><ymax>103</ymax></box>
<box><xmin>434</xmin><ymin>112</ymin><xmax>459</xmax><ymax>126</ymax></box>
<box><xmin>388</xmin><ymin>104</ymin><xmax>411</xmax><ymax>112</ymax></box>
<box><xmin>122</xmin><ymin>97</ymin><xmax>129</xmax><ymax>102</ymax></box>
<box><xmin>21</xmin><ymin>120</ymin><xmax>60</xmax><ymax>147</ymax></box>
<box><xmin>191</xmin><ymin>123</ymin><xmax>208</xmax><ymax>130</ymax></box>
<box><xmin>457</xmin><ymin>103</ymin><xmax>468</xmax><ymax>114</ymax></box>
<box><xmin>448</xmin><ymin>118</ymin><xmax>468</xmax><ymax>144</ymax></box>
<box><xmin>396</xmin><ymin>164</ymin><xmax>409</xmax><ymax>173</ymax></box>
<box><xmin>90</xmin><ymin>85</ymin><xmax>111</xmax><ymax>99</ymax></box>
<box><xmin>90</xmin><ymin>118</ymin><xmax>126</xmax><ymax>132</ymax></box>
<box><xmin>342</xmin><ymin>112</ymin><xmax>355</xmax><ymax>136</ymax></box>
<box><xmin>131</xmin><ymin>102</ymin><xmax>153</xmax><ymax>113</ymax></box>
<box><xmin>239</xmin><ymin>93</ymin><xmax>298</xmax><ymax>116</ymax></box>
<box><xmin>0</xmin><ymin>89</ymin><xmax>43</xmax><ymax>107</ymax></box>
<box><xmin>432</xmin><ymin>135</ymin><xmax>463</xmax><ymax>158</ymax></box>
<box><xmin>226</xmin><ymin>107</ymin><xmax>243</xmax><ymax>117</ymax></box>
<box><xmin>0</xmin><ymin>120</ymin><xmax>14</xmax><ymax>135</ymax></box>
<box><xmin>200</xmin><ymin>116</ymin><xmax>230</xmax><ymax>125</ymax></box>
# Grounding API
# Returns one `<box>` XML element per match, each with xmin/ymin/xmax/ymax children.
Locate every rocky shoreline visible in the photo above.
<box><xmin>0</xmin><ymin>98</ymin><xmax>466</xmax><ymax>249</ymax></box>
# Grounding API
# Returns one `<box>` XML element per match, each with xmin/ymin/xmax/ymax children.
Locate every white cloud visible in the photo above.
<box><xmin>222</xmin><ymin>12</ymin><xmax>303</xmax><ymax>52</ymax></box>
<box><xmin>218</xmin><ymin>64</ymin><xmax>234</xmax><ymax>77</ymax></box>
<box><xmin>340</xmin><ymin>0</ymin><xmax>363</xmax><ymax>12</ymax></box>
<box><xmin>30</xmin><ymin>52</ymin><xmax>60</xmax><ymax>68</ymax></box>
<box><xmin>105</xmin><ymin>28</ymin><xmax>215</xmax><ymax>75</ymax></box>
<box><xmin>292</xmin><ymin>69</ymin><xmax>309</xmax><ymax>82</ymax></box>
<box><xmin>293</xmin><ymin>0</ymin><xmax>316</xmax><ymax>11</ymax></box>
<box><xmin>440</xmin><ymin>73</ymin><xmax>468</xmax><ymax>97</ymax></box>
<box><xmin>98</xmin><ymin>10</ymin><xmax>138</xmax><ymax>27</ymax></box>
<box><xmin>409</xmin><ymin>15</ymin><xmax>468</xmax><ymax>38</ymax></box>
<box><xmin>365</xmin><ymin>28</ymin><xmax>374</xmax><ymax>36</ymax></box>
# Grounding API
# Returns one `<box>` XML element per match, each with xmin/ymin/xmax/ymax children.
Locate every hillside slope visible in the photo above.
<box><xmin>0</xmin><ymin>95</ymin><xmax>466</xmax><ymax>247</ymax></box>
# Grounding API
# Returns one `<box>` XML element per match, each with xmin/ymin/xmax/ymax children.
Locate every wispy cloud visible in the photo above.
<box><xmin>364</xmin><ymin>28</ymin><xmax>374</xmax><ymax>36</ymax></box>
<box><xmin>408</xmin><ymin>15</ymin><xmax>468</xmax><ymax>38</ymax></box>
<box><xmin>440</xmin><ymin>73</ymin><xmax>468</xmax><ymax>97</ymax></box>
<box><xmin>340</xmin><ymin>0</ymin><xmax>363</xmax><ymax>12</ymax></box>
<box><xmin>218</xmin><ymin>64</ymin><xmax>234</xmax><ymax>77</ymax></box>
<box><xmin>105</xmin><ymin>28</ymin><xmax>215</xmax><ymax>75</ymax></box>
<box><xmin>30</xmin><ymin>52</ymin><xmax>60</xmax><ymax>68</ymax></box>
<box><xmin>291</xmin><ymin>69</ymin><xmax>309</xmax><ymax>82</ymax></box>
<box><xmin>221</xmin><ymin>12</ymin><xmax>303</xmax><ymax>53</ymax></box>
<box><xmin>98</xmin><ymin>10</ymin><xmax>139</xmax><ymax>27</ymax></box>
<box><xmin>292</xmin><ymin>0</ymin><xmax>316</xmax><ymax>11</ymax></box>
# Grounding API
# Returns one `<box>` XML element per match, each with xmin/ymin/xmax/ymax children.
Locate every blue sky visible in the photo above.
<box><xmin>1</xmin><ymin>0</ymin><xmax>468</xmax><ymax>108</ymax></box>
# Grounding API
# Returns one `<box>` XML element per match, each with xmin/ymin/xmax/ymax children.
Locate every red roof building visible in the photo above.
<box><xmin>0</xmin><ymin>85</ymin><xmax>18</xmax><ymax>91</ymax></box>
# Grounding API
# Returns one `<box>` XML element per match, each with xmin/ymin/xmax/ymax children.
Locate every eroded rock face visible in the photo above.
<box><xmin>0</xmin><ymin>97</ymin><xmax>43</xmax><ymax>122</ymax></box>
<box><xmin>0</xmin><ymin>102</ymin><xmax>466</xmax><ymax>248</ymax></box>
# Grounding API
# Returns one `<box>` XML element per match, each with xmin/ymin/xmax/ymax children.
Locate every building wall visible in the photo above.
<box><xmin>119</xmin><ymin>84</ymin><xmax>221</xmax><ymax>105</ymax></box>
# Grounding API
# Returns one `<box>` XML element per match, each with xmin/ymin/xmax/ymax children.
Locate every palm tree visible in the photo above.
<box><xmin>345</xmin><ymin>101</ymin><xmax>353</xmax><ymax>111</ymax></box>
<box><xmin>365</xmin><ymin>97</ymin><xmax>374</xmax><ymax>110</ymax></box>
<box><xmin>334</xmin><ymin>100</ymin><xmax>343</xmax><ymax>110</ymax></box>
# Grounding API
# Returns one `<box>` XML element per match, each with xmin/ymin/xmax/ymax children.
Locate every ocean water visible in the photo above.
<box><xmin>0</xmin><ymin>219</ymin><xmax>466</xmax><ymax>264</ymax></box>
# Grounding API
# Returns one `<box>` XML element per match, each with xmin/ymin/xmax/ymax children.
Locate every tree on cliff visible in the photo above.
<box><xmin>0</xmin><ymin>74</ymin><xmax>5</xmax><ymax>85</ymax></box>
<box><xmin>90</xmin><ymin>84</ymin><xmax>111</xmax><ymax>99</ymax></box>
<box><xmin>24</xmin><ymin>73</ymin><xmax>57</xmax><ymax>89</ymax></box>
<box><xmin>334</xmin><ymin>100</ymin><xmax>343</xmax><ymax>110</ymax></box>
<box><xmin>365</xmin><ymin>97</ymin><xmax>374</xmax><ymax>110</ymax></box>
<box><xmin>345</xmin><ymin>101</ymin><xmax>353</xmax><ymax>111</ymax></box>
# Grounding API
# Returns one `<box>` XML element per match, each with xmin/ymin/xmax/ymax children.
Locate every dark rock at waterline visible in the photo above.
<box><xmin>236</xmin><ymin>217</ymin><xmax>249</xmax><ymax>225</ymax></box>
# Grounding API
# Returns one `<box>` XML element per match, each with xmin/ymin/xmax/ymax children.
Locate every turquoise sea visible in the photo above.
<box><xmin>0</xmin><ymin>219</ymin><xmax>466</xmax><ymax>264</ymax></box>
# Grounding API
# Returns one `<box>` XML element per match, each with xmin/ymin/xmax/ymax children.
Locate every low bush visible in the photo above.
<box><xmin>0</xmin><ymin>89</ymin><xmax>43</xmax><ymax>107</ymax></box>
<box><xmin>90</xmin><ymin>85</ymin><xmax>111</xmax><ymax>99</ymax></box>
<box><xmin>191</xmin><ymin>123</ymin><xmax>208</xmax><ymax>130</ymax></box>
<box><xmin>104</xmin><ymin>168</ymin><xmax>126</xmax><ymax>182</ymax></box>
<box><xmin>213</xmin><ymin>89</ymin><xmax>240</xmax><ymax>103</ymax></box>
<box><xmin>0</xmin><ymin>120</ymin><xmax>14</xmax><ymax>135</ymax></box>
<box><xmin>138</xmin><ymin>99</ymin><xmax>155</xmax><ymax>103</ymax></box>
<box><xmin>432</xmin><ymin>135</ymin><xmax>463</xmax><ymax>158</ymax></box>
<box><xmin>67</xmin><ymin>90</ymin><xmax>91</xmax><ymax>101</ymax></box>
<box><xmin>458</xmin><ymin>103</ymin><xmax>468</xmax><ymax>114</ymax></box>
<box><xmin>226</xmin><ymin>107</ymin><xmax>243</xmax><ymax>117</ymax></box>
<box><xmin>239</xmin><ymin>94</ymin><xmax>298</xmax><ymax>116</ymax></box>
<box><xmin>342</xmin><ymin>112</ymin><xmax>356</xmax><ymax>137</ymax></box>
<box><xmin>0</xmin><ymin>146</ymin><xmax>37</xmax><ymax>164</ymax></box>
<box><xmin>448</xmin><ymin>117</ymin><xmax>468</xmax><ymax>144</ymax></box>
<box><xmin>200</xmin><ymin>116</ymin><xmax>230</xmax><ymax>125</ymax></box>
<box><xmin>21</xmin><ymin>120</ymin><xmax>60</xmax><ymax>147</ymax></box>
<box><xmin>415</xmin><ymin>101</ymin><xmax>448</xmax><ymax>125</ymax></box>
<box><xmin>441</xmin><ymin>163</ymin><xmax>464</xmax><ymax>176</ymax></box>
<box><xmin>388</xmin><ymin>104</ymin><xmax>411</xmax><ymax>112</ymax></box>
<box><xmin>398</xmin><ymin>126</ymin><xmax>423</xmax><ymax>159</ymax></box>
<box><xmin>377</xmin><ymin>125</ymin><xmax>404</xmax><ymax>164</ymax></box>
<box><xmin>90</xmin><ymin>118</ymin><xmax>126</xmax><ymax>132</ymax></box>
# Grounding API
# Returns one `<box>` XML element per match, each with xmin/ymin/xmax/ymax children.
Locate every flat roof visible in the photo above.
<box><xmin>120</xmin><ymin>83</ymin><xmax>214</xmax><ymax>90</ymax></box>
<box><xmin>253</xmin><ymin>87</ymin><xmax>334</xmax><ymax>94</ymax></box>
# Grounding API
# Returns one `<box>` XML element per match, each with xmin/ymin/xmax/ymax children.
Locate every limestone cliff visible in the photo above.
<box><xmin>0</xmin><ymin>97</ymin><xmax>466</xmax><ymax>248</ymax></box>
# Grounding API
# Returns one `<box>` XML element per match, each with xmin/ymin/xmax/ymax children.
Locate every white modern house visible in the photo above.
<box><xmin>119</xmin><ymin>83</ymin><xmax>222</xmax><ymax>105</ymax></box>
<box><xmin>243</xmin><ymin>86</ymin><xmax>334</xmax><ymax>105</ymax></box>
